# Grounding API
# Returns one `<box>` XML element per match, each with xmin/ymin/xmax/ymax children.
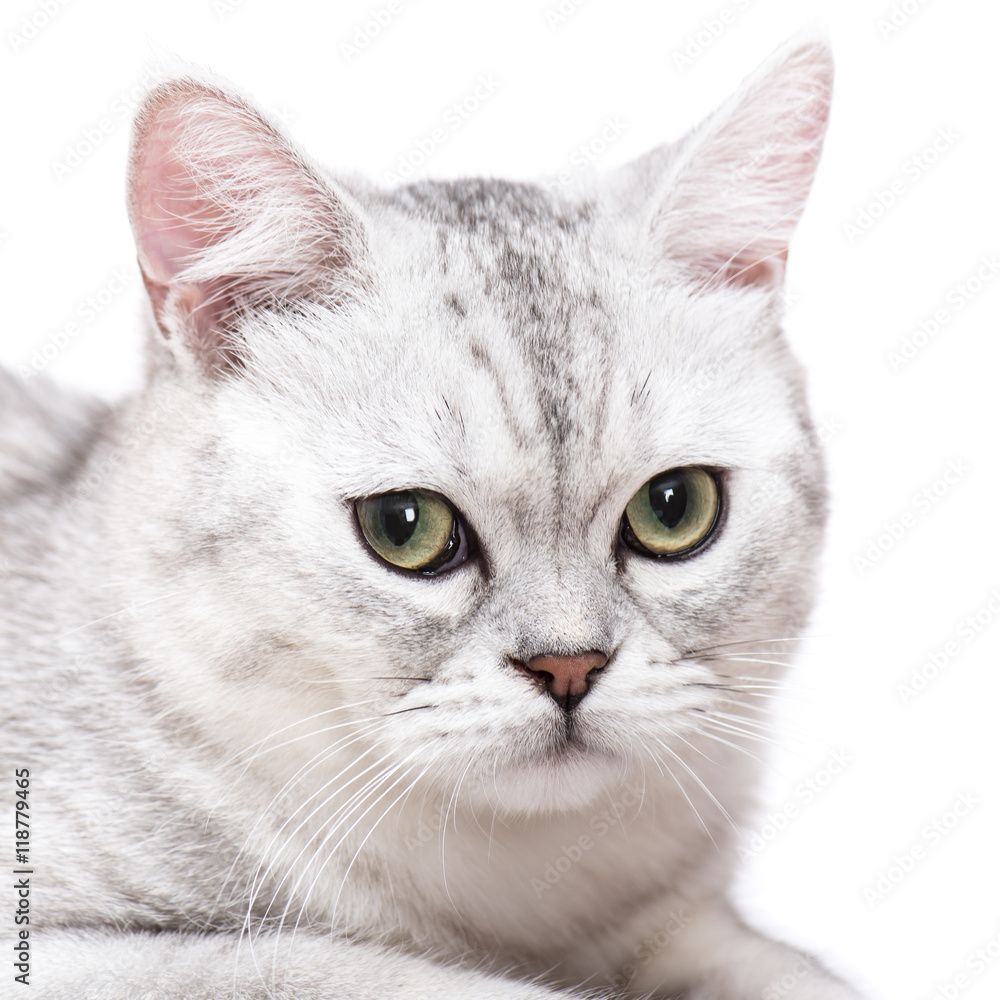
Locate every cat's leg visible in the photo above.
<box><xmin>612</xmin><ymin>898</ymin><xmax>863</xmax><ymax>1000</ymax></box>
<box><xmin>33</xmin><ymin>929</ymin><xmax>586</xmax><ymax>1000</ymax></box>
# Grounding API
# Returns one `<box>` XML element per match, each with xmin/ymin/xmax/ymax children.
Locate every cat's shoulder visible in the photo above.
<box><xmin>0</xmin><ymin>366</ymin><xmax>109</xmax><ymax>505</ymax></box>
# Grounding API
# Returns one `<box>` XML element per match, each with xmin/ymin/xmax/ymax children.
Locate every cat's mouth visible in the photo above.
<box><xmin>550</xmin><ymin>718</ymin><xmax>587</xmax><ymax>752</ymax></box>
<box><xmin>480</xmin><ymin>716</ymin><xmax>623</xmax><ymax>814</ymax></box>
<box><xmin>537</xmin><ymin>707</ymin><xmax>599</xmax><ymax>761</ymax></box>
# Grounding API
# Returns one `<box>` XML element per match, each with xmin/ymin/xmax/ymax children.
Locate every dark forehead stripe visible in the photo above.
<box><xmin>397</xmin><ymin>178</ymin><xmax>592</xmax><ymax>236</ymax></box>
<box><xmin>391</xmin><ymin>179</ymin><xmax>612</xmax><ymax>472</ymax></box>
<box><xmin>394</xmin><ymin>178</ymin><xmax>593</xmax><ymax>347</ymax></box>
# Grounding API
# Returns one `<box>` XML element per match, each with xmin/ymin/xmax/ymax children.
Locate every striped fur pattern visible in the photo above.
<box><xmin>0</xmin><ymin>38</ymin><xmax>862</xmax><ymax>1000</ymax></box>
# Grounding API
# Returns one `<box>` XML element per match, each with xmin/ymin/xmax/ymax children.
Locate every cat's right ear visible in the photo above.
<box><xmin>638</xmin><ymin>38</ymin><xmax>832</xmax><ymax>292</ymax></box>
<box><xmin>127</xmin><ymin>79</ymin><xmax>368</xmax><ymax>375</ymax></box>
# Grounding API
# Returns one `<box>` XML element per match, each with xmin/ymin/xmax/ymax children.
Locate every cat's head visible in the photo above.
<box><xmin>119</xmin><ymin>40</ymin><xmax>832</xmax><ymax>815</ymax></box>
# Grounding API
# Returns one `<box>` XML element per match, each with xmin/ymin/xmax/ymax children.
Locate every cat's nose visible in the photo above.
<box><xmin>514</xmin><ymin>652</ymin><xmax>608</xmax><ymax>713</ymax></box>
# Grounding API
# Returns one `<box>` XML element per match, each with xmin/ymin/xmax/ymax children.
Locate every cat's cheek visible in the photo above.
<box><xmin>310</xmin><ymin>551</ymin><xmax>483</xmax><ymax>644</ymax></box>
<box><xmin>617</xmin><ymin>553</ymin><xmax>725</xmax><ymax>636</ymax></box>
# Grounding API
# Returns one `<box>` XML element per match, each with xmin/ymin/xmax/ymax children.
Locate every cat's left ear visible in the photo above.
<box><xmin>645</xmin><ymin>38</ymin><xmax>832</xmax><ymax>291</ymax></box>
<box><xmin>128</xmin><ymin>78</ymin><xmax>368</xmax><ymax>374</ymax></box>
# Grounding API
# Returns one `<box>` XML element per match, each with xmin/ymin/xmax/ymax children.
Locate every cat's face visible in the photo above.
<box><xmin>119</xmin><ymin>43</ymin><xmax>831</xmax><ymax>814</ymax></box>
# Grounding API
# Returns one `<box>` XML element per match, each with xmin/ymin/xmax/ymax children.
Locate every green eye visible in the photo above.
<box><xmin>622</xmin><ymin>467</ymin><xmax>720</xmax><ymax>557</ymax></box>
<box><xmin>357</xmin><ymin>490</ymin><xmax>461</xmax><ymax>572</ymax></box>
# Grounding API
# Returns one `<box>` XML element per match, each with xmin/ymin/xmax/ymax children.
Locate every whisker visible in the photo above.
<box><xmin>271</xmin><ymin>759</ymin><xmax>411</xmax><ymax>980</ymax></box>
<box><xmin>439</xmin><ymin>755</ymin><xmax>477</xmax><ymax>912</ymax></box>
<box><xmin>254</xmin><ymin>748</ymin><xmax>402</xmax><ymax>923</ymax></box>
<box><xmin>242</xmin><ymin>739</ymin><xmax>401</xmax><ymax>939</ymax></box>
<box><xmin>700</xmin><ymin>718</ymin><xmax>780</xmax><ymax>747</ymax></box>
<box><xmin>279</xmin><ymin>755</ymin><xmax>429</xmax><ymax>976</ymax></box>
<box><xmin>333</xmin><ymin>760</ymin><xmax>432</xmax><ymax>916</ymax></box>
<box><xmin>681</xmin><ymin>636</ymin><xmax>816</xmax><ymax>657</ymax></box>
<box><xmin>214</xmin><ymin>715</ymin><xmax>392</xmax><ymax>924</ymax></box>
<box><xmin>653</xmin><ymin>750</ymin><xmax>717</xmax><ymax>847</ymax></box>
<box><xmin>663</xmin><ymin>726</ymin><xmax>717</xmax><ymax>766</ymax></box>
<box><xmin>694</xmin><ymin>727</ymin><xmax>764</xmax><ymax>763</ymax></box>
<box><xmin>706</xmin><ymin>707</ymin><xmax>778</xmax><ymax>727</ymax></box>
<box><xmin>233</xmin><ymin>728</ymin><xmax>387</xmax><ymax>970</ymax></box>
<box><xmin>231</xmin><ymin>713</ymin><xmax>386</xmax><ymax>775</ymax></box>
<box><xmin>704</xmin><ymin>655</ymin><xmax>798</xmax><ymax>670</ymax></box>
<box><xmin>221</xmin><ymin>700</ymin><xmax>381</xmax><ymax>768</ymax></box>
<box><xmin>653</xmin><ymin>735</ymin><xmax>739</xmax><ymax>834</ymax></box>
<box><xmin>300</xmin><ymin>675</ymin><xmax>432</xmax><ymax>685</ymax></box>
<box><xmin>46</xmin><ymin>591</ymin><xmax>183</xmax><ymax>645</ymax></box>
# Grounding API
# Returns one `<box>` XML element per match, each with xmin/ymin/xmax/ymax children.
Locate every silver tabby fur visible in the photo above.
<box><xmin>0</xmin><ymin>36</ymin><xmax>863</xmax><ymax>1000</ymax></box>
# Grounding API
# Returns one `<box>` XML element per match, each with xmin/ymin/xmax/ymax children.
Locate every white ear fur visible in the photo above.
<box><xmin>128</xmin><ymin>79</ymin><xmax>367</xmax><ymax>373</ymax></box>
<box><xmin>649</xmin><ymin>39</ymin><xmax>833</xmax><ymax>290</ymax></box>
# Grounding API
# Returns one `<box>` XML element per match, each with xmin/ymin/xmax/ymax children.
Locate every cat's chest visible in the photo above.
<box><xmin>296</xmin><ymin>777</ymin><xmax>728</xmax><ymax>964</ymax></box>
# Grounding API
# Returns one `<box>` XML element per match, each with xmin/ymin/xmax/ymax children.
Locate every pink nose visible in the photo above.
<box><xmin>516</xmin><ymin>652</ymin><xmax>609</xmax><ymax>711</ymax></box>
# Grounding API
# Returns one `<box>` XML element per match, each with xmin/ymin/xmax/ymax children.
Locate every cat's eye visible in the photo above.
<box><xmin>621</xmin><ymin>467</ymin><xmax>720</xmax><ymax>558</ymax></box>
<box><xmin>356</xmin><ymin>490</ymin><xmax>468</xmax><ymax>574</ymax></box>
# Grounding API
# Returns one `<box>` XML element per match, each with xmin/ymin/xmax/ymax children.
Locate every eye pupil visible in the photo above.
<box><xmin>357</xmin><ymin>490</ymin><xmax>468</xmax><ymax>574</ymax></box>
<box><xmin>649</xmin><ymin>476</ymin><xmax>687</xmax><ymax>529</ymax></box>
<box><xmin>380</xmin><ymin>493</ymin><xmax>420</xmax><ymax>546</ymax></box>
<box><xmin>623</xmin><ymin>466</ymin><xmax>719</xmax><ymax>558</ymax></box>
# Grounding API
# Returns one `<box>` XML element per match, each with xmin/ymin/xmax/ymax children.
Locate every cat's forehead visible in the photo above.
<box><xmin>381</xmin><ymin>178</ymin><xmax>607</xmax><ymax>348</ymax></box>
<box><xmin>272</xmin><ymin>178</ymin><xmax>807</xmax><ymax>531</ymax></box>
<box><xmin>368</xmin><ymin>181</ymin><xmax>640</xmax><ymax>470</ymax></box>
<box><xmin>368</xmin><ymin>179</ymin><xmax>796</xmax><ymax>453</ymax></box>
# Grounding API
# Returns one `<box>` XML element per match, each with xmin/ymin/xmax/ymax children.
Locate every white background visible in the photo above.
<box><xmin>2</xmin><ymin>1</ymin><xmax>998</xmax><ymax>998</ymax></box>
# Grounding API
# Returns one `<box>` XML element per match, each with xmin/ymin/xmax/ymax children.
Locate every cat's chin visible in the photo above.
<box><xmin>464</xmin><ymin>744</ymin><xmax>628</xmax><ymax>816</ymax></box>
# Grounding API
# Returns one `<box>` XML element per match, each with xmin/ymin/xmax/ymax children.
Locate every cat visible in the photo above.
<box><xmin>0</xmin><ymin>36</ymin><xmax>864</xmax><ymax>1000</ymax></box>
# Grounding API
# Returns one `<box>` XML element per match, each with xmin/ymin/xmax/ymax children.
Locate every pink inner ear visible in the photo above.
<box><xmin>652</xmin><ymin>42</ymin><xmax>832</xmax><ymax>291</ymax></box>
<box><xmin>127</xmin><ymin>80</ymin><xmax>364</xmax><ymax>372</ymax></box>
<box><xmin>719</xmin><ymin>248</ymin><xmax>788</xmax><ymax>289</ymax></box>
<box><xmin>133</xmin><ymin>123</ymin><xmax>231</xmax><ymax>286</ymax></box>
